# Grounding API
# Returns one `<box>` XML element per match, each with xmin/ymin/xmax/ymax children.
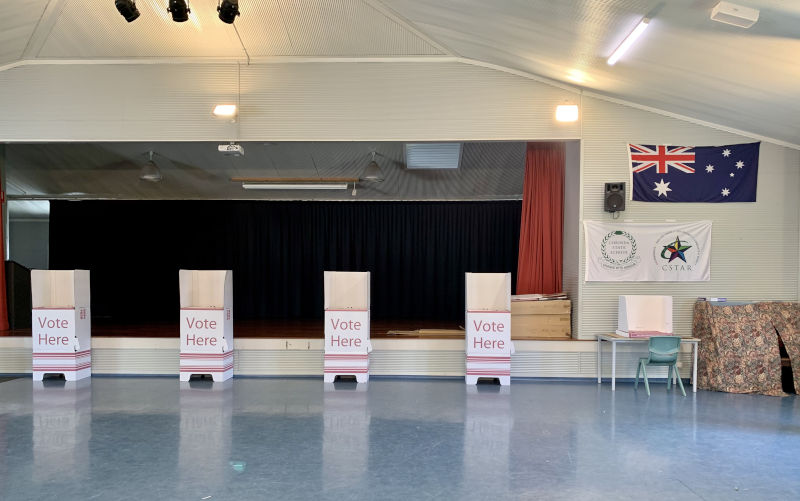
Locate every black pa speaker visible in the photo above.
<box><xmin>604</xmin><ymin>182</ymin><xmax>625</xmax><ymax>213</ymax></box>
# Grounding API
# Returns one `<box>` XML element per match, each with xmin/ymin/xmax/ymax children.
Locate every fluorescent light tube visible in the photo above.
<box><xmin>242</xmin><ymin>183</ymin><xmax>349</xmax><ymax>190</ymax></box>
<box><xmin>607</xmin><ymin>18</ymin><xmax>650</xmax><ymax>66</ymax></box>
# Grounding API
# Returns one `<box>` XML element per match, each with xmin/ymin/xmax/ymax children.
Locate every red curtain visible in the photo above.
<box><xmin>516</xmin><ymin>142</ymin><xmax>565</xmax><ymax>294</ymax></box>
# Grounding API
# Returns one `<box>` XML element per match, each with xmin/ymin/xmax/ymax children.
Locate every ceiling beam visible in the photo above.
<box><xmin>21</xmin><ymin>0</ymin><xmax>69</xmax><ymax>60</ymax></box>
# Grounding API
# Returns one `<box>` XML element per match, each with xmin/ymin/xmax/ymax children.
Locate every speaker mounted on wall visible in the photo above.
<box><xmin>604</xmin><ymin>182</ymin><xmax>625</xmax><ymax>213</ymax></box>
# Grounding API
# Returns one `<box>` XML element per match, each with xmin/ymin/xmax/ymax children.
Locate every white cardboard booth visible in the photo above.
<box><xmin>616</xmin><ymin>295</ymin><xmax>673</xmax><ymax>337</ymax></box>
<box><xmin>179</xmin><ymin>270</ymin><xmax>234</xmax><ymax>381</ymax></box>
<box><xmin>31</xmin><ymin>270</ymin><xmax>91</xmax><ymax>381</ymax></box>
<box><xmin>323</xmin><ymin>271</ymin><xmax>372</xmax><ymax>383</ymax></box>
<box><xmin>465</xmin><ymin>272</ymin><xmax>514</xmax><ymax>385</ymax></box>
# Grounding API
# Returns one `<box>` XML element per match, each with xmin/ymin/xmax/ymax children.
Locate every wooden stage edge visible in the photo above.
<box><xmin>2</xmin><ymin>318</ymin><xmax>581</xmax><ymax>341</ymax></box>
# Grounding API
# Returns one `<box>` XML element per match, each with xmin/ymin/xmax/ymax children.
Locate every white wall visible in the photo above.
<box><xmin>0</xmin><ymin>61</ymin><xmax>796</xmax><ymax>341</ymax></box>
<box><xmin>579</xmin><ymin>96</ymin><xmax>800</xmax><ymax>339</ymax></box>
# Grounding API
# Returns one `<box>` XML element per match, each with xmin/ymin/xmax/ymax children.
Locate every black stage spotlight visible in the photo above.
<box><xmin>218</xmin><ymin>0</ymin><xmax>240</xmax><ymax>24</ymax></box>
<box><xmin>168</xmin><ymin>0</ymin><xmax>190</xmax><ymax>22</ymax></box>
<box><xmin>115</xmin><ymin>0</ymin><xmax>140</xmax><ymax>22</ymax></box>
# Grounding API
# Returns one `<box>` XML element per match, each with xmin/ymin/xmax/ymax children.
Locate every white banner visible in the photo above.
<box><xmin>584</xmin><ymin>220</ymin><xmax>712</xmax><ymax>281</ymax></box>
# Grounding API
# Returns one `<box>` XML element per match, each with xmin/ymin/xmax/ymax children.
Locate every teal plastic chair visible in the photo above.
<box><xmin>634</xmin><ymin>336</ymin><xmax>686</xmax><ymax>396</ymax></box>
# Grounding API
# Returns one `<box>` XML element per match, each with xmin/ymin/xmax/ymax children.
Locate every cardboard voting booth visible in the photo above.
<box><xmin>465</xmin><ymin>272</ymin><xmax>514</xmax><ymax>385</ymax></box>
<box><xmin>323</xmin><ymin>271</ymin><xmax>371</xmax><ymax>383</ymax></box>
<box><xmin>616</xmin><ymin>295</ymin><xmax>673</xmax><ymax>337</ymax></box>
<box><xmin>31</xmin><ymin>270</ymin><xmax>91</xmax><ymax>381</ymax></box>
<box><xmin>179</xmin><ymin>270</ymin><xmax>234</xmax><ymax>382</ymax></box>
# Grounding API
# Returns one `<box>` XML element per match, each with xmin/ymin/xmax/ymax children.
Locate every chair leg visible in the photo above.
<box><xmin>635</xmin><ymin>361</ymin><xmax>642</xmax><ymax>389</ymax></box>
<box><xmin>674</xmin><ymin>365</ymin><xmax>686</xmax><ymax>396</ymax></box>
<box><xmin>642</xmin><ymin>364</ymin><xmax>650</xmax><ymax>396</ymax></box>
<box><xmin>667</xmin><ymin>365</ymin><xmax>673</xmax><ymax>390</ymax></box>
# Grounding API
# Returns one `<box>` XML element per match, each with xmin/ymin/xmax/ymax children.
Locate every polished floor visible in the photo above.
<box><xmin>0</xmin><ymin>377</ymin><xmax>798</xmax><ymax>501</ymax></box>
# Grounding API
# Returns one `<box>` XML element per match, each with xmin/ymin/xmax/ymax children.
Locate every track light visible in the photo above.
<box><xmin>218</xmin><ymin>0</ymin><xmax>240</xmax><ymax>24</ymax></box>
<box><xmin>168</xmin><ymin>0</ymin><xmax>190</xmax><ymax>22</ymax></box>
<box><xmin>115</xmin><ymin>0</ymin><xmax>140</xmax><ymax>22</ymax></box>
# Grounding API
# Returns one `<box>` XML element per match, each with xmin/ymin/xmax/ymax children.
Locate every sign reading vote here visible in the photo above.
<box><xmin>180</xmin><ymin>310</ymin><xmax>224</xmax><ymax>352</ymax></box>
<box><xmin>325</xmin><ymin>310</ymin><xmax>369</xmax><ymax>352</ymax></box>
<box><xmin>33</xmin><ymin>309</ymin><xmax>75</xmax><ymax>352</ymax></box>
<box><xmin>466</xmin><ymin>312</ymin><xmax>511</xmax><ymax>355</ymax></box>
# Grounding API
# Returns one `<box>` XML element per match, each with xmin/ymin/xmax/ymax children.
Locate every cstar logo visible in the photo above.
<box><xmin>653</xmin><ymin>231</ymin><xmax>702</xmax><ymax>272</ymax></box>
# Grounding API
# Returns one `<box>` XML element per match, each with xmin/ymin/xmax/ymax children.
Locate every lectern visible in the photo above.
<box><xmin>323</xmin><ymin>271</ymin><xmax>371</xmax><ymax>383</ymax></box>
<box><xmin>465</xmin><ymin>272</ymin><xmax>513</xmax><ymax>385</ymax></box>
<box><xmin>179</xmin><ymin>270</ymin><xmax>234</xmax><ymax>381</ymax></box>
<box><xmin>31</xmin><ymin>270</ymin><xmax>91</xmax><ymax>381</ymax></box>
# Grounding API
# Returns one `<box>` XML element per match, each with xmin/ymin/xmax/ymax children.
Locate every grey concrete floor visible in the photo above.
<box><xmin>0</xmin><ymin>377</ymin><xmax>798</xmax><ymax>500</ymax></box>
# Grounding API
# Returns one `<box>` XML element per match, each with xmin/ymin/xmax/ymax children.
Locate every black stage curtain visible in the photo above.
<box><xmin>50</xmin><ymin>200</ymin><xmax>521</xmax><ymax>324</ymax></box>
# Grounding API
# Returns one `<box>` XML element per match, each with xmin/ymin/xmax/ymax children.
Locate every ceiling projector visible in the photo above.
<box><xmin>218</xmin><ymin>143</ymin><xmax>244</xmax><ymax>156</ymax></box>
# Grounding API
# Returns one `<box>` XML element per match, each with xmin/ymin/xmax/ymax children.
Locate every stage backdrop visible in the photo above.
<box><xmin>49</xmin><ymin>200</ymin><xmax>521</xmax><ymax>324</ymax></box>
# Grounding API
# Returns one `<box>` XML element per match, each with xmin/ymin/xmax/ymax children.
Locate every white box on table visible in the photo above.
<box><xmin>617</xmin><ymin>295</ymin><xmax>673</xmax><ymax>337</ymax></box>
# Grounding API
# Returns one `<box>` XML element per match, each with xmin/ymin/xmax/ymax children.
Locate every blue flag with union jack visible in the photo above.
<box><xmin>629</xmin><ymin>142</ymin><xmax>759</xmax><ymax>202</ymax></box>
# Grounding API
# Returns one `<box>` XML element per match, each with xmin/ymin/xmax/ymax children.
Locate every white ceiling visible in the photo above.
<box><xmin>0</xmin><ymin>0</ymin><xmax>798</xmax><ymax>144</ymax></box>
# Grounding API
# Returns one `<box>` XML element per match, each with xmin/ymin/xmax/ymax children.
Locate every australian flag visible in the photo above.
<box><xmin>630</xmin><ymin>142</ymin><xmax>759</xmax><ymax>202</ymax></box>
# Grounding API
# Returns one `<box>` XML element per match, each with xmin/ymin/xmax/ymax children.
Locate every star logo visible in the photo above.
<box><xmin>730</xmin><ymin>173</ymin><xmax>735</xmax><ymax>177</ymax></box>
<box><xmin>722</xmin><ymin>188</ymin><xmax>730</xmax><ymax>196</ymax></box>
<box><xmin>705</xmin><ymin>164</ymin><xmax>714</xmax><ymax>173</ymax></box>
<box><xmin>652</xmin><ymin>178</ymin><xmax>672</xmax><ymax>197</ymax></box>
<box><xmin>661</xmin><ymin>236</ymin><xmax>692</xmax><ymax>263</ymax></box>
<box><xmin>736</xmin><ymin>160</ymin><xmax>744</xmax><ymax>169</ymax></box>
<box><xmin>722</xmin><ymin>149</ymin><xmax>731</xmax><ymax>157</ymax></box>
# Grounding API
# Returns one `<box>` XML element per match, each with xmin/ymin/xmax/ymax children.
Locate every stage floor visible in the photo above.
<box><xmin>1</xmin><ymin>318</ymin><xmax>464</xmax><ymax>339</ymax></box>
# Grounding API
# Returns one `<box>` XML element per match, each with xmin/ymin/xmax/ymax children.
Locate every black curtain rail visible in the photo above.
<box><xmin>50</xmin><ymin>200</ymin><xmax>521</xmax><ymax>324</ymax></box>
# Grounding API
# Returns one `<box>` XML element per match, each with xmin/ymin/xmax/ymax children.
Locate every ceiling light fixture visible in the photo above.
<box><xmin>168</xmin><ymin>0</ymin><xmax>190</xmax><ymax>22</ymax></box>
<box><xmin>555</xmin><ymin>104</ymin><xmax>579</xmax><ymax>122</ymax></box>
<box><xmin>242</xmin><ymin>183</ymin><xmax>348</xmax><ymax>191</ymax></box>
<box><xmin>213</xmin><ymin>104</ymin><xmax>237</xmax><ymax>117</ymax></box>
<box><xmin>233</xmin><ymin>177</ymin><xmax>360</xmax><ymax>191</ymax></box>
<box><xmin>361</xmin><ymin>151</ymin><xmax>385</xmax><ymax>182</ymax></box>
<box><xmin>607</xmin><ymin>17</ymin><xmax>650</xmax><ymax>66</ymax></box>
<box><xmin>710</xmin><ymin>2</ymin><xmax>759</xmax><ymax>28</ymax></box>
<box><xmin>140</xmin><ymin>152</ymin><xmax>163</xmax><ymax>182</ymax></box>
<box><xmin>115</xmin><ymin>0</ymin><xmax>140</xmax><ymax>22</ymax></box>
<box><xmin>218</xmin><ymin>0</ymin><xmax>240</xmax><ymax>24</ymax></box>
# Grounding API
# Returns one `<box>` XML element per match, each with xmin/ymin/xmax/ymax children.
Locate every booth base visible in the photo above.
<box><xmin>323</xmin><ymin>353</ymin><xmax>369</xmax><ymax>383</ymax></box>
<box><xmin>179</xmin><ymin>351</ymin><xmax>234</xmax><ymax>382</ymax></box>
<box><xmin>32</xmin><ymin>350</ymin><xmax>92</xmax><ymax>381</ymax></box>
<box><xmin>466</xmin><ymin>355</ymin><xmax>512</xmax><ymax>386</ymax></box>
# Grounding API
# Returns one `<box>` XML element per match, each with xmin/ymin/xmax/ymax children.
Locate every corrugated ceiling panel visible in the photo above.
<box><xmin>39</xmin><ymin>0</ymin><xmax>244</xmax><ymax>58</ymax></box>
<box><xmin>37</xmin><ymin>0</ymin><xmax>441</xmax><ymax>59</ymax></box>
<box><xmin>0</xmin><ymin>0</ymin><xmax>49</xmax><ymax>65</ymax></box>
<box><xmin>576</xmin><ymin>96</ymin><xmax>800</xmax><ymax>340</ymax></box>
<box><xmin>268</xmin><ymin>0</ymin><xmax>443</xmax><ymax>56</ymax></box>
